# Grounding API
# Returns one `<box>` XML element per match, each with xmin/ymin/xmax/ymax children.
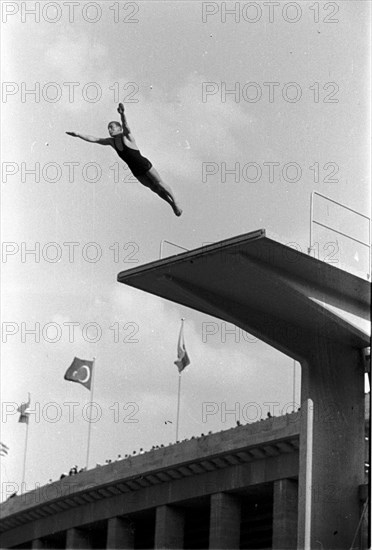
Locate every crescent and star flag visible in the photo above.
<box><xmin>64</xmin><ymin>357</ymin><xmax>94</xmax><ymax>390</ymax></box>
<box><xmin>174</xmin><ymin>320</ymin><xmax>190</xmax><ymax>373</ymax></box>
<box><xmin>0</xmin><ymin>442</ymin><xmax>9</xmax><ymax>456</ymax></box>
<box><xmin>18</xmin><ymin>395</ymin><xmax>31</xmax><ymax>424</ymax></box>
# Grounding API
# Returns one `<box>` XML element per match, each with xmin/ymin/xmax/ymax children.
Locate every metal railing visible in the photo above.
<box><xmin>309</xmin><ymin>191</ymin><xmax>371</xmax><ymax>279</ymax></box>
<box><xmin>159</xmin><ymin>239</ymin><xmax>189</xmax><ymax>259</ymax></box>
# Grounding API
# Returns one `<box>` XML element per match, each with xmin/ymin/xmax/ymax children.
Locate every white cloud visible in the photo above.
<box><xmin>118</xmin><ymin>73</ymin><xmax>258</xmax><ymax>186</ymax></box>
<box><xmin>44</xmin><ymin>35</ymin><xmax>108</xmax><ymax>80</ymax></box>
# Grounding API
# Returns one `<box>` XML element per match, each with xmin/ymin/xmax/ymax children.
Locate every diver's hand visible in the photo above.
<box><xmin>117</xmin><ymin>103</ymin><xmax>125</xmax><ymax>115</ymax></box>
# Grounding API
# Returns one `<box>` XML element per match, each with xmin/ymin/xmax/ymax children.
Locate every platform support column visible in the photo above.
<box><xmin>297</xmin><ymin>344</ymin><xmax>365</xmax><ymax>549</ymax></box>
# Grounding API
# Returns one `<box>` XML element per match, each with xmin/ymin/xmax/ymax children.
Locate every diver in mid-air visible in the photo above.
<box><xmin>67</xmin><ymin>103</ymin><xmax>182</xmax><ymax>217</ymax></box>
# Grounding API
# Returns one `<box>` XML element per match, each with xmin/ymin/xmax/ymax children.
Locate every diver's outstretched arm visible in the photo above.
<box><xmin>66</xmin><ymin>132</ymin><xmax>112</xmax><ymax>146</ymax></box>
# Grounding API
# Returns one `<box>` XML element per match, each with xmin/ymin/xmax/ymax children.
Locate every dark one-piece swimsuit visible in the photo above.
<box><xmin>112</xmin><ymin>134</ymin><xmax>152</xmax><ymax>178</ymax></box>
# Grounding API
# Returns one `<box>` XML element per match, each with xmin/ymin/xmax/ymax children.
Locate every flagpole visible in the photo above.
<box><xmin>292</xmin><ymin>359</ymin><xmax>296</xmax><ymax>412</ymax></box>
<box><xmin>21</xmin><ymin>393</ymin><xmax>31</xmax><ymax>489</ymax></box>
<box><xmin>176</xmin><ymin>372</ymin><xmax>182</xmax><ymax>441</ymax></box>
<box><xmin>85</xmin><ymin>357</ymin><xmax>96</xmax><ymax>470</ymax></box>
<box><xmin>174</xmin><ymin>317</ymin><xmax>189</xmax><ymax>442</ymax></box>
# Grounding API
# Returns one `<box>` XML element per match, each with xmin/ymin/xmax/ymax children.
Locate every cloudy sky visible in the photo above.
<box><xmin>1</xmin><ymin>1</ymin><xmax>370</xmax><ymax>498</ymax></box>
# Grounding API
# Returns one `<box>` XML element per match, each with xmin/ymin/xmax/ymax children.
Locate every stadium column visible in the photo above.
<box><xmin>65</xmin><ymin>527</ymin><xmax>93</xmax><ymax>549</ymax></box>
<box><xmin>154</xmin><ymin>505</ymin><xmax>185</xmax><ymax>548</ymax></box>
<box><xmin>31</xmin><ymin>539</ymin><xmax>47</xmax><ymax>549</ymax></box>
<box><xmin>106</xmin><ymin>517</ymin><xmax>134</xmax><ymax>549</ymax></box>
<box><xmin>209</xmin><ymin>492</ymin><xmax>241</xmax><ymax>549</ymax></box>
<box><xmin>272</xmin><ymin>479</ymin><xmax>298</xmax><ymax>548</ymax></box>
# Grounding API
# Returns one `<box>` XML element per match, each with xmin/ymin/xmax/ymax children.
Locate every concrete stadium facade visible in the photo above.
<box><xmin>1</xmin><ymin>414</ymin><xmax>305</xmax><ymax>549</ymax></box>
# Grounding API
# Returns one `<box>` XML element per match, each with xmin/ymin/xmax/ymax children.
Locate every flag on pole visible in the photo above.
<box><xmin>18</xmin><ymin>395</ymin><xmax>31</xmax><ymax>424</ymax></box>
<box><xmin>19</xmin><ymin>394</ymin><xmax>31</xmax><ymax>486</ymax></box>
<box><xmin>64</xmin><ymin>357</ymin><xmax>94</xmax><ymax>390</ymax></box>
<box><xmin>0</xmin><ymin>442</ymin><xmax>9</xmax><ymax>456</ymax></box>
<box><xmin>174</xmin><ymin>319</ymin><xmax>190</xmax><ymax>373</ymax></box>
